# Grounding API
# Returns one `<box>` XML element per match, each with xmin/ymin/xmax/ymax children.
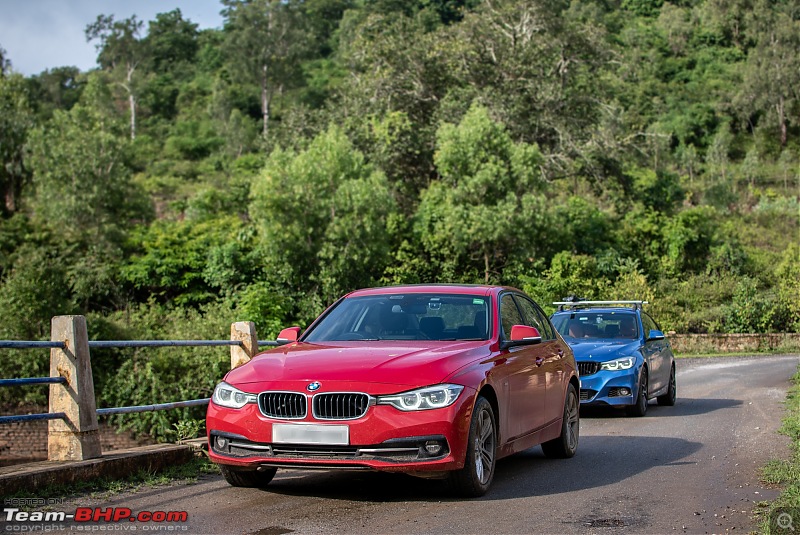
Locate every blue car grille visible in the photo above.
<box><xmin>578</xmin><ymin>362</ymin><xmax>601</xmax><ymax>376</ymax></box>
<box><xmin>580</xmin><ymin>389</ymin><xmax>597</xmax><ymax>401</ymax></box>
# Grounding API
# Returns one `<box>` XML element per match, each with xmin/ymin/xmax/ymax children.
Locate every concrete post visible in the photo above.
<box><xmin>231</xmin><ymin>321</ymin><xmax>258</xmax><ymax>369</ymax></box>
<box><xmin>48</xmin><ymin>315</ymin><xmax>102</xmax><ymax>461</ymax></box>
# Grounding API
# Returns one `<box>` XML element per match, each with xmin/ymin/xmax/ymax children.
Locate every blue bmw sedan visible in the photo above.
<box><xmin>550</xmin><ymin>301</ymin><xmax>676</xmax><ymax>416</ymax></box>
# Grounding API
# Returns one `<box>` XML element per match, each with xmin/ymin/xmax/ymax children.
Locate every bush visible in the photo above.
<box><xmin>98</xmin><ymin>301</ymin><xmax>245</xmax><ymax>441</ymax></box>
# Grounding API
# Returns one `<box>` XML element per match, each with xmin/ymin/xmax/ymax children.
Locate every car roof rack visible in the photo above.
<box><xmin>552</xmin><ymin>300</ymin><xmax>648</xmax><ymax>312</ymax></box>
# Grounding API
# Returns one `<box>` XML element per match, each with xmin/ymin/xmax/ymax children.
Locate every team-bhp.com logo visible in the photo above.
<box><xmin>4</xmin><ymin>507</ymin><xmax>189</xmax><ymax>529</ymax></box>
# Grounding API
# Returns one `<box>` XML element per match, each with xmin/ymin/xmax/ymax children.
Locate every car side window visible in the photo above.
<box><xmin>533</xmin><ymin>303</ymin><xmax>556</xmax><ymax>340</ymax></box>
<box><xmin>514</xmin><ymin>295</ymin><xmax>550</xmax><ymax>340</ymax></box>
<box><xmin>642</xmin><ymin>312</ymin><xmax>658</xmax><ymax>338</ymax></box>
<box><xmin>500</xmin><ymin>294</ymin><xmax>524</xmax><ymax>340</ymax></box>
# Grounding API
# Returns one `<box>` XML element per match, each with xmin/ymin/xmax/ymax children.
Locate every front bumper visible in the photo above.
<box><xmin>578</xmin><ymin>365</ymin><xmax>641</xmax><ymax>407</ymax></box>
<box><xmin>206</xmin><ymin>387</ymin><xmax>475</xmax><ymax>473</ymax></box>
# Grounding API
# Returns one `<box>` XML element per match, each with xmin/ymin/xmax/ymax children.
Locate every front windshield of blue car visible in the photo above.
<box><xmin>304</xmin><ymin>293</ymin><xmax>491</xmax><ymax>342</ymax></box>
<box><xmin>552</xmin><ymin>312</ymin><xmax>639</xmax><ymax>340</ymax></box>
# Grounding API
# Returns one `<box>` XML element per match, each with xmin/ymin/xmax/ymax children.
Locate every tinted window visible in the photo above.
<box><xmin>515</xmin><ymin>295</ymin><xmax>549</xmax><ymax>339</ymax></box>
<box><xmin>533</xmin><ymin>303</ymin><xmax>556</xmax><ymax>340</ymax></box>
<box><xmin>500</xmin><ymin>294</ymin><xmax>524</xmax><ymax>340</ymax></box>
<box><xmin>642</xmin><ymin>312</ymin><xmax>658</xmax><ymax>338</ymax></box>
<box><xmin>552</xmin><ymin>312</ymin><xmax>639</xmax><ymax>340</ymax></box>
<box><xmin>304</xmin><ymin>293</ymin><xmax>491</xmax><ymax>342</ymax></box>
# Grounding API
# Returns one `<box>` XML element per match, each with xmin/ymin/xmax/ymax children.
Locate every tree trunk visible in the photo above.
<box><xmin>484</xmin><ymin>251</ymin><xmax>490</xmax><ymax>284</ymax></box>
<box><xmin>262</xmin><ymin>63</ymin><xmax>270</xmax><ymax>138</ymax></box>
<box><xmin>4</xmin><ymin>186</ymin><xmax>15</xmax><ymax>213</ymax></box>
<box><xmin>777</xmin><ymin>96</ymin><xmax>787</xmax><ymax>147</ymax></box>
<box><xmin>127</xmin><ymin>63</ymin><xmax>136</xmax><ymax>140</ymax></box>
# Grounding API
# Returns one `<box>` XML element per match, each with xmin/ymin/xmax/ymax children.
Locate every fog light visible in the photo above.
<box><xmin>424</xmin><ymin>441</ymin><xmax>442</xmax><ymax>455</ymax></box>
<box><xmin>619</xmin><ymin>388</ymin><xmax>631</xmax><ymax>396</ymax></box>
<box><xmin>216</xmin><ymin>436</ymin><xmax>228</xmax><ymax>449</ymax></box>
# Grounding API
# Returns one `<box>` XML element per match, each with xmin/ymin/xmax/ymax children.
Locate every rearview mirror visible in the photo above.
<box><xmin>501</xmin><ymin>325</ymin><xmax>542</xmax><ymax>350</ymax></box>
<box><xmin>277</xmin><ymin>326</ymin><xmax>301</xmax><ymax>345</ymax></box>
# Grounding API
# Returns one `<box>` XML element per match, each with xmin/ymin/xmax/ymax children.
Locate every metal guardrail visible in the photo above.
<box><xmin>0</xmin><ymin>376</ymin><xmax>67</xmax><ymax>387</ymax></box>
<box><xmin>96</xmin><ymin>398</ymin><xmax>211</xmax><ymax>416</ymax></box>
<box><xmin>0</xmin><ymin>412</ymin><xmax>67</xmax><ymax>425</ymax></box>
<box><xmin>88</xmin><ymin>340</ymin><xmax>242</xmax><ymax>349</ymax></box>
<box><xmin>87</xmin><ymin>340</ymin><xmax>237</xmax><ymax>418</ymax></box>
<box><xmin>0</xmin><ymin>341</ymin><xmax>66</xmax><ymax>349</ymax></box>
<box><xmin>0</xmin><ymin>326</ymin><xmax>275</xmax><ymax>436</ymax></box>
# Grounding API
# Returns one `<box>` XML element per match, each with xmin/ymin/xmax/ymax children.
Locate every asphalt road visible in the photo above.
<box><xmin>20</xmin><ymin>355</ymin><xmax>800</xmax><ymax>535</ymax></box>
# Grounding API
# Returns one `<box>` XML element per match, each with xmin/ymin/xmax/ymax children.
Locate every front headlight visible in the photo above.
<box><xmin>212</xmin><ymin>381</ymin><xmax>257</xmax><ymax>409</ymax></box>
<box><xmin>600</xmin><ymin>357</ymin><xmax>636</xmax><ymax>371</ymax></box>
<box><xmin>377</xmin><ymin>384</ymin><xmax>464</xmax><ymax>411</ymax></box>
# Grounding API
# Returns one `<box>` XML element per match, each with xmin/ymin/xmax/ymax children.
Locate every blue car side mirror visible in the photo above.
<box><xmin>647</xmin><ymin>329</ymin><xmax>665</xmax><ymax>341</ymax></box>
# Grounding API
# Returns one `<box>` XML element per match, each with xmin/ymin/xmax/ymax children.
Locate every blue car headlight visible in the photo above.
<box><xmin>600</xmin><ymin>357</ymin><xmax>636</xmax><ymax>371</ymax></box>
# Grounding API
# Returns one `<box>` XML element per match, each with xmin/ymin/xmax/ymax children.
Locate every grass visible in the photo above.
<box><xmin>4</xmin><ymin>453</ymin><xmax>219</xmax><ymax>506</ymax></box>
<box><xmin>756</xmin><ymin>365</ymin><xmax>800</xmax><ymax>533</ymax></box>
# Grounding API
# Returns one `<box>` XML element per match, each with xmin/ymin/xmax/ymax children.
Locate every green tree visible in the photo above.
<box><xmin>26</xmin><ymin>75</ymin><xmax>150</xmax><ymax>308</ymax></box>
<box><xmin>0</xmin><ymin>46</ymin><xmax>11</xmax><ymax>76</ymax></box>
<box><xmin>416</xmin><ymin>104</ymin><xmax>546</xmax><ymax>283</ymax></box>
<box><xmin>0</xmin><ymin>72</ymin><xmax>34</xmax><ymax>213</ymax></box>
<box><xmin>222</xmin><ymin>0</ymin><xmax>310</xmax><ymax>138</ymax></box>
<box><xmin>86</xmin><ymin>14</ymin><xmax>146</xmax><ymax>139</ymax></box>
<box><xmin>29</xmin><ymin>66</ymin><xmax>85</xmax><ymax>120</ymax></box>
<box><xmin>250</xmin><ymin>125</ymin><xmax>396</xmax><ymax>310</ymax></box>
<box><xmin>144</xmin><ymin>9</ymin><xmax>199</xmax><ymax>75</ymax></box>
<box><xmin>737</xmin><ymin>1</ymin><xmax>800</xmax><ymax>147</ymax></box>
<box><xmin>27</xmin><ymin>75</ymin><xmax>140</xmax><ymax>239</ymax></box>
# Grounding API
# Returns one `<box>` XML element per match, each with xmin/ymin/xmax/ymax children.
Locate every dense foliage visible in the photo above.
<box><xmin>0</xmin><ymin>0</ymin><xmax>798</xmax><ymax>438</ymax></box>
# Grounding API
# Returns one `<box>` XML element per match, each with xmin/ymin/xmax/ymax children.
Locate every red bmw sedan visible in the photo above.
<box><xmin>207</xmin><ymin>284</ymin><xmax>579</xmax><ymax>496</ymax></box>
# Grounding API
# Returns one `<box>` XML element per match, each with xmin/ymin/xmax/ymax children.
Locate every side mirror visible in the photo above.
<box><xmin>501</xmin><ymin>325</ymin><xmax>542</xmax><ymax>350</ymax></box>
<box><xmin>277</xmin><ymin>326</ymin><xmax>301</xmax><ymax>345</ymax></box>
<box><xmin>647</xmin><ymin>329</ymin><xmax>665</xmax><ymax>341</ymax></box>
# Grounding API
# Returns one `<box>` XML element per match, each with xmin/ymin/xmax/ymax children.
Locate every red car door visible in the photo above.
<box><xmin>499</xmin><ymin>293</ymin><xmax>548</xmax><ymax>439</ymax></box>
<box><xmin>514</xmin><ymin>295</ymin><xmax>567</xmax><ymax>427</ymax></box>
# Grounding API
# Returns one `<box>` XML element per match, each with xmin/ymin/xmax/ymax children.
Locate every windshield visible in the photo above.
<box><xmin>552</xmin><ymin>312</ymin><xmax>639</xmax><ymax>340</ymax></box>
<box><xmin>304</xmin><ymin>293</ymin><xmax>491</xmax><ymax>342</ymax></box>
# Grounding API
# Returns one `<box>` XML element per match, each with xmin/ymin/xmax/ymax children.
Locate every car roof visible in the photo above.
<box><xmin>552</xmin><ymin>307</ymin><xmax>640</xmax><ymax>315</ymax></box>
<box><xmin>346</xmin><ymin>284</ymin><xmax>510</xmax><ymax>298</ymax></box>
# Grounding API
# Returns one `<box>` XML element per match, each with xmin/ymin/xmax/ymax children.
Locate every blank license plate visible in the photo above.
<box><xmin>272</xmin><ymin>423</ymin><xmax>349</xmax><ymax>445</ymax></box>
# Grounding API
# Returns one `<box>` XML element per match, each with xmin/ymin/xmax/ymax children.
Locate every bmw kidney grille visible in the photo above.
<box><xmin>258</xmin><ymin>392</ymin><xmax>307</xmax><ymax>419</ymax></box>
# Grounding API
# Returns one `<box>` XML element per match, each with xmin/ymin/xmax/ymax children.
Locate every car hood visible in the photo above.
<box><xmin>225</xmin><ymin>340</ymin><xmax>489</xmax><ymax>390</ymax></box>
<box><xmin>568</xmin><ymin>340</ymin><xmax>641</xmax><ymax>362</ymax></box>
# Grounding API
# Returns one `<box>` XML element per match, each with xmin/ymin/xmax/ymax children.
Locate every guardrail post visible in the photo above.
<box><xmin>231</xmin><ymin>321</ymin><xmax>258</xmax><ymax>369</ymax></box>
<box><xmin>48</xmin><ymin>315</ymin><xmax>101</xmax><ymax>461</ymax></box>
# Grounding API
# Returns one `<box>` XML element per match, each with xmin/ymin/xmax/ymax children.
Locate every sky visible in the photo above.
<box><xmin>0</xmin><ymin>0</ymin><xmax>225</xmax><ymax>76</ymax></box>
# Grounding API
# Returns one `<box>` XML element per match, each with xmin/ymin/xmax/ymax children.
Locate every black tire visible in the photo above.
<box><xmin>220</xmin><ymin>465</ymin><xmax>277</xmax><ymax>488</ymax></box>
<box><xmin>657</xmin><ymin>364</ymin><xmax>677</xmax><ymax>406</ymax></box>
<box><xmin>542</xmin><ymin>383</ymin><xmax>579</xmax><ymax>459</ymax></box>
<box><xmin>448</xmin><ymin>396</ymin><xmax>497</xmax><ymax>497</ymax></box>
<box><xmin>626</xmin><ymin>368</ymin><xmax>649</xmax><ymax>417</ymax></box>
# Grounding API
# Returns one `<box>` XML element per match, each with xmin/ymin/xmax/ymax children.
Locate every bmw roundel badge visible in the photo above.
<box><xmin>307</xmin><ymin>381</ymin><xmax>321</xmax><ymax>392</ymax></box>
